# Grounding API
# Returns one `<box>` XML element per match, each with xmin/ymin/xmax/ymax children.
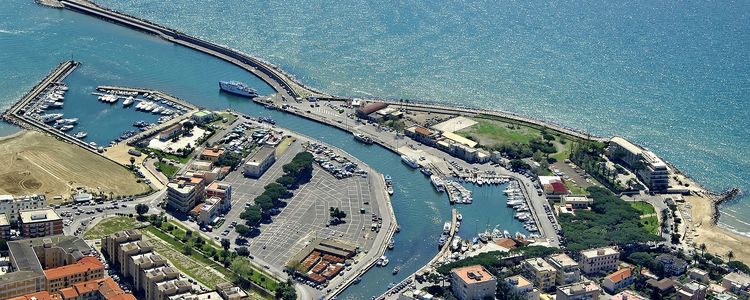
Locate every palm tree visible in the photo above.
<box><xmin>699</xmin><ymin>243</ymin><xmax>707</xmax><ymax>257</ymax></box>
<box><xmin>727</xmin><ymin>250</ymin><xmax>735</xmax><ymax>263</ymax></box>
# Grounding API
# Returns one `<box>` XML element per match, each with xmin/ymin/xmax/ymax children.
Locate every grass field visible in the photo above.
<box><xmin>564</xmin><ymin>181</ymin><xmax>589</xmax><ymax>195</ymax></box>
<box><xmin>156</xmin><ymin>162</ymin><xmax>179</xmax><ymax>179</ymax></box>
<box><xmin>207</xmin><ymin>112</ymin><xmax>238</xmax><ymax>129</ymax></box>
<box><xmin>0</xmin><ymin>131</ymin><xmax>149</xmax><ymax>201</ymax></box>
<box><xmin>631</xmin><ymin>201</ymin><xmax>657</xmax><ymax>215</ymax></box>
<box><xmin>84</xmin><ymin>216</ymin><xmax>143</xmax><ymax>240</ymax></box>
<box><xmin>456</xmin><ymin>118</ymin><xmax>540</xmax><ymax>146</ymax></box>
<box><xmin>640</xmin><ymin>216</ymin><xmax>659</xmax><ymax>234</ymax></box>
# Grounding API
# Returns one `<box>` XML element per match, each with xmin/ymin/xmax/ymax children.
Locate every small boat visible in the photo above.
<box><xmin>392</xmin><ymin>266</ymin><xmax>400</xmax><ymax>275</ymax></box>
<box><xmin>386</xmin><ymin>186</ymin><xmax>394</xmax><ymax>195</ymax></box>
<box><xmin>387</xmin><ymin>239</ymin><xmax>394</xmax><ymax>250</ymax></box>
<box><xmin>384</xmin><ymin>175</ymin><xmax>392</xmax><ymax>184</ymax></box>
<box><xmin>420</xmin><ymin>168</ymin><xmax>433</xmax><ymax>176</ymax></box>
<box><xmin>353</xmin><ymin>277</ymin><xmax>362</xmax><ymax>284</ymax></box>
<box><xmin>443</xmin><ymin>222</ymin><xmax>451</xmax><ymax>234</ymax></box>
<box><xmin>395</xmin><ymin>226</ymin><xmax>400</xmax><ymax>233</ymax></box>
<box><xmin>353</xmin><ymin>133</ymin><xmax>374</xmax><ymax>144</ymax></box>
<box><xmin>74</xmin><ymin>131</ymin><xmax>87</xmax><ymax>139</ymax></box>
<box><xmin>438</xmin><ymin>235</ymin><xmax>447</xmax><ymax>247</ymax></box>
<box><xmin>378</xmin><ymin>256</ymin><xmax>389</xmax><ymax>267</ymax></box>
<box><xmin>41</xmin><ymin>113</ymin><xmax>63</xmax><ymax>123</ymax></box>
<box><xmin>503</xmin><ymin>230</ymin><xmax>511</xmax><ymax>238</ymax></box>
<box><xmin>456</xmin><ymin>213</ymin><xmax>463</xmax><ymax>221</ymax></box>
<box><xmin>123</xmin><ymin>97</ymin><xmax>134</xmax><ymax>107</ymax></box>
<box><xmin>59</xmin><ymin>125</ymin><xmax>74</xmax><ymax>132</ymax></box>
<box><xmin>430</xmin><ymin>175</ymin><xmax>445</xmax><ymax>193</ymax></box>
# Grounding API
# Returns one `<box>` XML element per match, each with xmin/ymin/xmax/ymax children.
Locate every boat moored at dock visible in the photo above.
<box><xmin>353</xmin><ymin>132</ymin><xmax>374</xmax><ymax>144</ymax></box>
<box><xmin>400</xmin><ymin>154</ymin><xmax>419</xmax><ymax>168</ymax></box>
<box><xmin>430</xmin><ymin>175</ymin><xmax>445</xmax><ymax>193</ymax></box>
<box><xmin>219</xmin><ymin>80</ymin><xmax>258</xmax><ymax>97</ymax></box>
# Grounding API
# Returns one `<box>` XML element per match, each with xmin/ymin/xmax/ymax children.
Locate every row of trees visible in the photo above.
<box><xmin>558</xmin><ymin>186</ymin><xmax>662</xmax><ymax>252</ymax></box>
<box><xmin>279</xmin><ymin>151</ymin><xmax>314</xmax><ymax>187</ymax></box>
<box><xmin>485</xmin><ymin>137</ymin><xmax>557</xmax><ymax>159</ymax></box>
<box><xmin>239</xmin><ymin>183</ymin><xmax>292</xmax><ymax>226</ymax></box>
<box><xmin>569</xmin><ymin>141</ymin><xmax>627</xmax><ymax>192</ymax></box>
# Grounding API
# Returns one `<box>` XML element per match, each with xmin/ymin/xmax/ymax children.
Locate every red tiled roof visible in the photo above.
<box><xmin>44</xmin><ymin>256</ymin><xmax>103</xmax><ymax>281</ymax></box>
<box><xmin>606</xmin><ymin>268</ymin><xmax>633</xmax><ymax>283</ymax></box>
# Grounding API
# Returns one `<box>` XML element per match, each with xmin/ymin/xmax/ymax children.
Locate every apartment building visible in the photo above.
<box><xmin>505</xmin><ymin>275</ymin><xmax>540</xmax><ymax>300</ymax></box>
<box><xmin>557</xmin><ymin>281</ymin><xmax>602</xmax><ymax>300</ymax></box>
<box><xmin>579</xmin><ymin>247</ymin><xmax>619</xmax><ymax>275</ymax></box>
<box><xmin>205</xmin><ymin>181</ymin><xmax>232</xmax><ymax>211</ymax></box>
<box><xmin>0</xmin><ymin>194</ymin><xmax>47</xmax><ymax>223</ymax></box>
<box><xmin>167</xmin><ymin>175</ymin><xmax>206</xmax><ymax>213</ymax></box>
<box><xmin>44</xmin><ymin>256</ymin><xmax>104</xmax><ymax>292</ymax></box>
<box><xmin>19</xmin><ymin>208</ymin><xmax>63</xmax><ymax>238</ymax></box>
<box><xmin>450</xmin><ymin>265</ymin><xmax>496</xmax><ymax>300</ymax></box>
<box><xmin>523</xmin><ymin>258</ymin><xmax>557</xmax><ymax>291</ymax></box>
<box><xmin>547</xmin><ymin>253</ymin><xmax>581</xmax><ymax>286</ymax></box>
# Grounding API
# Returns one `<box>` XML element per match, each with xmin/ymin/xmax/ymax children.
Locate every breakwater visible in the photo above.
<box><xmin>54</xmin><ymin>0</ymin><xmax>322</xmax><ymax>99</ymax></box>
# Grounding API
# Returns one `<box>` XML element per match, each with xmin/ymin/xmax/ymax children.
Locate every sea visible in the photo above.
<box><xmin>0</xmin><ymin>0</ymin><xmax>748</xmax><ymax>297</ymax></box>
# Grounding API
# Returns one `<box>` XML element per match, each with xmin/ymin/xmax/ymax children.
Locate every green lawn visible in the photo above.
<box><xmin>640</xmin><ymin>216</ymin><xmax>659</xmax><ymax>234</ymax></box>
<box><xmin>156</xmin><ymin>162</ymin><xmax>179</xmax><ymax>179</ymax></box>
<box><xmin>84</xmin><ymin>216</ymin><xmax>142</xmax><ymax>240</ymax></box>
<box><xmin>564</xmin><ymin>181</ymin><xmax>589</xmax><ymax>195</ymax></box>
<box><xmin>145</xmin><ymin>148</ymin><xmax>191</xmax><ymax>164</ymax></box>
<box><xmin>456</xmin><ymin>118</ymin><xmax>540</xmax><ymax>145</ymax></box>
<box><xmin>631</xmin><ymin>201</ymin><xmax>656</xmax><ymax>215</ymax></box>
<box><xmin>550</xmin><ymin>140</ymin><xmax>574</xmax><ymax>162</ymax></box>
<box><xmin>207</xmin><ymin>112</ymin><xmax>238</xmax><ymax>129</ymax></box>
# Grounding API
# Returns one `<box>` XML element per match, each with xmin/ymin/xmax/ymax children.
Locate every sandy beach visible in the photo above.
<box><xmin>685</xmin><ymin>193</ymin><xmax>750</xmax><ymax>264</ymax></box>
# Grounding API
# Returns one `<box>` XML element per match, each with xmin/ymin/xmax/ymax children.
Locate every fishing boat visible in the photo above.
<box><xmin>400</xmin><ymin>154</ymin><xmax>419</xmax><ymax>168</ymax></box>
<box><xmin>384</xmin><ymin>175</ymin><xmax>392</xmax><ymax>184</ymax></box>
<box><xmin>430</xmin><ymin>175</ymin><xmax>445</xmax><ymax>193</ymax></box>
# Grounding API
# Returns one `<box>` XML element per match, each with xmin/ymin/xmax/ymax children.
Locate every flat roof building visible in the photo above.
<box><xmin>216</xmin><ymin>282</ymin><xmax>249</xmax><ymax>300</ymax></box>
<box><xmin>505</xmin><ymin>275</ymin><xmax>540</xmax><ymax>300</ymax></box>
<box><xmin>0</xmin><ymin>213</ymin><xmax>10</xmax><ymax>240</ymax></box>
<box><xmin>557</xmin><ymin>280</ymin><xmax>601</xmax><ymax>300</ymax></box>
<box><xmin>243</xmin><ymin>146</ymin><xmax>276</xmax><ymax>178</ymax></box>
<box><xmin>205</xmin><ymin>181</ymin><xmax>232</xmax><ymax>211</ymax></box>
<box><xmin>547</xmin><ymin>253</ymin><xmax>581</xmax><ymax>286</ymax></box>
<box><xmin>523</xmin><ymin>257</ymin><xmax>557</xmax><ymax>291</ymax></box>
<box><xmin>19</xmin><ymin>209</ymin><xmax>63</xmax><ymax>238</ymax></box>
<box><xmin>167</xmin><ymin>175</ymin><xmax>206</xmax><ymax>213</ymax></box>
<box><xmin>579</xmin><ymin>247</ymin><xmax>619</xmax><ymax>275</ymax></box>
<box><xmin>450</xmin><ymin>265</ymin><xmax>496</xmax><ymax>300</ymax></box>
<box><xmin>608</xmin><ymin>137</ymin><xmax>669</xmax><ymax>191</ymax></box>
<box><xmin>44</xmin><ymin>256</ymin><xmax>104</xmax><ymax>292</ymax></box>
<box><xmin>0</xmin><ymin>194</ymin><xmax>47</xmax><ymax>223</ymax></box>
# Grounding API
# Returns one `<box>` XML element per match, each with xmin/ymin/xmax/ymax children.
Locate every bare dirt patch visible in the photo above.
<box><xmin>0</xmin><ymin>131</ymin><xmax>149</xmax><ymax>201</ymax></box>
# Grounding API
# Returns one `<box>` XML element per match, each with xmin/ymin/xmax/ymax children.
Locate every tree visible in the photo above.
<box><xmin>183</xmin><ymin>244</ymin><xmax>193</xmax><ymax>255</ymax></box>
<box><xmin>135</xmin><ymin>203</ymin><xmax>149</xmax><ymax>217</ymax></box>
<box><xmin>699</xmin><ymin>243</ymin><xmax>707</xmax><ymax>257</ymax></box>
<box><xmin>236</xmin><ymin>246</ymin><xmax>249</xmax><ymax>257</ymax></box>
<box><xmin>0</xmin><ymin>239</ymin><xmax>8</xmax><ymax>254</ymax></box>
<box><xmin>240</xmin><ymin>205</ymin><xmax>262</xmax><ymax>225</ymax></box>
<box><xmin>129</xmin><ymin>156</ymin><xmax>136</xmax><ymax>167</ymax></box>
<box><xmin>221</xmin><ymin>238</ymin><xmax>231</xmax><ymax>251</ymax></box>
<box><xmin>330</xmin><ymin>207</ymin><xmax>347</xmax><ymax>219</ymax></box>
<box><xmin>235</xmin><ymin>224</ymin><xmax>250</xmax><ymax>236</ymax></box>
<box><xmin>727</xmin><ymin>251</ymin><xmax>735</xmax><ymax>263</ymax></box>
<box><xmin>274</xmin><ymin>280</ymin><xmax>297</xmax><ymax>300</ymax></box>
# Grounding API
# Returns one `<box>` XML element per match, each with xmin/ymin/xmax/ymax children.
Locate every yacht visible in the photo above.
<box><xmin>219</xmin><ymin>80</ymin><xmax>258</xmax><ymax>97</ymax></box>
<box><xmin>386</xmin><ymin>185</ymin><xmax>394</xmax><ymax>195</ymax></box>
<box><xmin>443</xmin><ymin>222</ymin><xmax>451</xmax><ymax>234</ymax></box>
<box><xmin>378</xmin><ymin>256</ymin><xmax>389</xmax><ymax>267</ymax></box>
<box><xmin>74</xmin><ymin>131</ymin><xmax>87</xmax><ymax>139</ymax></box>
<box><xmin>353</xmin><ymin>133</ymin><xmax>374</xmax><ymax>144</ymax></box>
<box><xmin>123</xmin><ymin>96</ymin><xmax>134</xmax><ymax>107</ymax></box>
<box><xmin>59</xmin><ymin>125</ymin><xmax>74</xmax><ymax>132</ymax></box>
<box><xmin>42</xmin><ymin>114</ymin><xmax>63</xmax><ymax>123</ymax></box>
<box><xmin>503</xmin><ymin>230</ymin><xmax>511</xmax><ymax>238</ymax></box>
<box><xmin>456</xmin><ymin>213</ymin><xmax>463</xmax><ymax>221</ymax></box>
<box><xmin>400</xmin><ymin>154</ymin><xmax>419</xmax><ymax>168</ymax></box>
<box><xmin>430</xmin><ymin>175</ymin><xmax>445</xmax><ymax>193</ymax></box>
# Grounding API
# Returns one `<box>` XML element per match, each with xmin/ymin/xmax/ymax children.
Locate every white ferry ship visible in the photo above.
<box><xmin>400</xmin><ymin>154</ymin><xmax>419</xmax><ymax>168</ymax></box>
<box><xmin>219</xmin><ymin>80</ymin><xmax>258</xmax><ymax>97</ymax></box>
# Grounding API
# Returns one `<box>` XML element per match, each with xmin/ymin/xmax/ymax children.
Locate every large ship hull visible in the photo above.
<box><xmin>219</xmin><ymin>81</ymin><xmax>257</xmax><ymax>97</ymax></box>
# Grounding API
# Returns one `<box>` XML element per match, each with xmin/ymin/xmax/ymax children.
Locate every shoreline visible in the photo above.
<box><xmin>21</xmin><ymin>0</ymin><xmax>750</xmax><ymax>280</ymax></box>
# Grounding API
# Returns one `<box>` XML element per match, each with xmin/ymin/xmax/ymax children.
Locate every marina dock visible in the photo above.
<box><xmin>1</xmin><ymin>60</ymin><xmax>97</xmax><ymax>151</ymax></box>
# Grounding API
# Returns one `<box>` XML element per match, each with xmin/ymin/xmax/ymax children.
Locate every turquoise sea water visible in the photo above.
<box><xmin>0</xmin><ymin>0</ymin><xmax>748</xmax><ymax>297</ymax></box>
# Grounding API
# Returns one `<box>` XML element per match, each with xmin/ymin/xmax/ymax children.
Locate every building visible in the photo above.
<box><xmin>547</xmin><ymin>253</ymin><xmax>581</xmax><ymax>286</ymax></box>
<box><xmin>646</xmin><ymin>278</ymin><xmax>676</xmax><ymax>295</ymax></box>
<box><xmin>59</xmin><ymin>277</ymin><xmax>136</xmax><ymax>300</ymax></box>
<box><xmin>688</xmin><ymin>268</ymin><xmax>710</xmax><ymax>283</ymax></box>
<box><xmin>505</xmin><ymin>275</ymin><xmax>540</xmax><ymax>300</ymax></box>
<box><xmin>610</xmin><ymin>290</ymin><xmax>648</xmax><ymax>300</ymax></box>
<box><xmin>195</xmin><ymin>197</ymin><xmax>222</xmax><ymax>225</ymax></box>
<box><xmin>191</xmin><ymin>110</ymin><xmax>216</xmax><ymax>124</ymax></box>
<box><xmin>154</xmin><ymin>278</ymin><xmax>191</xmax><ymax>300</ymax></box>
<box><xmin>449</xmin><ymin>265</ymin><xmax>496</xmax><ymax>300</ymax></box>
<box><xmin>158</xmin><ymin>123</ymin><xmax>182</xmax><ymax>141</ymax></box>
<box><xmin>0</xmin><ymin>194</ymin><xmax>47</xmax><ymax>223</ymax></box>
<box><xmin>579</xmin><ymin>247</ymin><xmax>619</xmax><ymax>275</ymax></box>
<box><xmin>677</xmin><ymin>281</ymin><xmax>708</xmax><ymax>300</ymax></box>
<box><xmin>722</xmin><ymin>272</ymin><xmax>750</xmax><ymax>297</ymax></box>
<box><xmin>607</xmin><ymin>137</ymin><xmax>669</xmax><ymax>191</ymax></box>
<box><xmin>130</xmin><ymin>253</ymin><xmax>167</xmax><ymax>291</ymax></box>
<box><xmin>655</xmin><ymin>254</ymin><xmax>688</xmax><ymax>276</ymax></box>
<box><xmin>19</xmin><ymin>208</ymin><xmax>63</xmax><ymax>238</ymax></box>
<box><xmin>556</xmin><ymin>281</ymin><xmax>601</xmax><ymax>300</ymax></box>
<box><xmin>355</xmin><ymin>102</ymin><xmax>388</xmax><ymax>120</ymax></box>
<box><xmin>538</xmin><ymin>176</ymin><xmax>570</xmax><ymax>201</ymax></box>
<box><xmin>168</xmin><ymin>291</ymin><xmax>222</xmax><ymax>300</ymax></box>
<box><xmin>404</xmin><ymin>126</ymin><xmax>439</xmax><ymax>146</ymax></box>
<box><xmin>199</xmin><ymin>147</ymin><xmax>224</xmax><ymax>162</ymax></box>
<box><xmin>216</xmin><ymin>282</ymin><xmax>249</xmax><ymax>300</ymax></box>
<box><xmin>601</xmin><ymin>268</ymin><xmax>634</xmax><ymax>293</ymax></box>
<box><xmin>522</xmin><ymin>258</ymin><xmax>557</xmax><ymax>291</ymax></box>
<box><xmin>242</xmin><ymin>146</ymin><xmax>276</xmax><ymax>178</ymax></box>
<box><xmin>205</xmin><ymin>181</ymin><xmax>232</xmax><ymax>211</ymax></box>
<box><xmin>166</xmin><ymin>174</ymin><xmax>206</xmax><ymax>213</ymax></box>
<box><xmin>101</xmin><ymin>230</ymin><xmax>142</xmax><ymax>267</ymax></box>
<box><xmin>0</xmin><ymin>213</ymin><xmax>10</xmax><ymax>240</ymax></box>
<box><xmin>44</xmin><ymin>256</ymin><xmax>104</xmax><ymax>292</ymax></box>
<box><xmin>2</xmin><ymin>236</ymin><xmax>92</xmax><ymax>299</ymax></box>
<box><xmin>560</xmin><ymin>195</ymin><xmax>593</xmax><ymax>210</ymax></box>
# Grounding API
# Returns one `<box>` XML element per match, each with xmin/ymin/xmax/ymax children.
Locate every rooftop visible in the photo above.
<box><xmin>246</xmin><ymin>146</ymin><xmax>275</xmax><ymax>164</ymax></box>
<box><xmin>610</xmin><ymin>290</ymin><xmax>648</xmax><ymax>300</ymax></box>
<box><xmin>0</xmin><ymin>213</ymin><xmax>9</xmax><ymax>226</ymax></box>
<box><xmin>442</xmin><ymin>131</ymin><xmax>478</xmax><ymax>148</ymax></box>
<box><xmin>19</xmin><ymin>208</ymin><xmax>61</xmax><ymax>224</ymax></box>
<box><xmin>558</xmin><ymin>281</ymin><xmax>601</xmax><ymax>295</ymax></box>
<box><xmin>452</xmin><ymin>265</ymin><xmax>495</xmax><ymax>284</ymax></box>
<box><xmin>581</xmin><ymin>247</ymin><xmax>618</xmax><ymax>259</ymax></box>
<box><xmin>548</xmin><ymin>253</ymin><xmax>579</xmax><ymax>268</ymax></box>
<box><xmin>605</xmin><ymin>268</ymin><xmax>633</xmax><ymax>284</ymax></box>
<box><xmin>8</xmin><ymin>235</ymin><xmax>90</xmax><ymax>272</ymax></box>
<box><xmin>201</xmin><ymin>147</ymin><xmax>224</xmax><ymax>158</ymax></box>
<box><xmin>724</xmin><ymin>272</ymin><xmax>750</xmax><ymax>286</ymax></box>
<box><xmin>206</xmin><ymin>181</ymin><xmax>230</xmax><ymax>192</ymax></box>
<box><xmin>8</xmin><ymin>291</ymin><xmax>62</xmax><ymax>300</ymax></box>
<box><xmin>610</xmin><ymin>136</ymin><xmax>642</xmax><ymax>155</ymax></box>
<box><xmin>44</xmin><ymin>256</ymin><xmax>103</xmax><ymax>280</ymax></box>
<box><xmin>505</xmin><ymin>275</ymin><xmax>532</xmax><ymax>288</ymax></box>
<box><xmin>524</xmin><ymin>258</ymin><xmax>556</xmax><ymax>272</ymax></box>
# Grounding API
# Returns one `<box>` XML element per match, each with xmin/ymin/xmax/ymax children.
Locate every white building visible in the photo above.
<box><xmin>0</xmin><ymin>194</ymin><xmax>47</xmax><ymax>223</ymax></box>
<box><xmin>450</xmin><ymin>265</ymin><xmax>496</xmax><ymax>300</ymax></box>
<box><xmin>243</xmin><ymin>146</ymin><xmax>276</xmax><ymax>178</ymax></box>
<box><xmin>505</xmin><ymin>275</ymin><xmax>540</xmax><ymax>300</ymax></box>
<box><xmin>579</xmin><ymin>247</ymin><xmax>619</xmax><ymax>275</ymax></box>
<box><xmin>607</xmin><ymin>137</ymin><xmax>669</xmax><ymax>191</ymax></box>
